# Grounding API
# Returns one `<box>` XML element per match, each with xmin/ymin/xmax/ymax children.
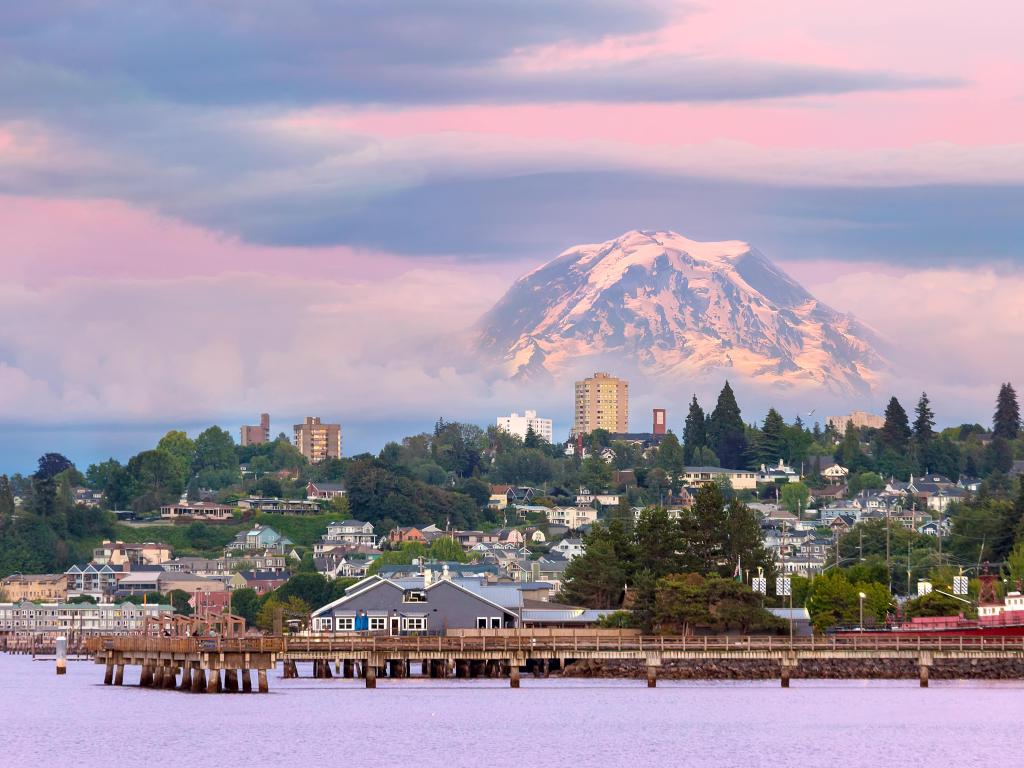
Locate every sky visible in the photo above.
<box><xmin>2</xmin><ymin>1</ymin><xmax>1023</xmax><ymax>473</ymax></box>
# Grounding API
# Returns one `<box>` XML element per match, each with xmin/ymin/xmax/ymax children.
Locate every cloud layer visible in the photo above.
<box><xmin>2</xmin><ymin>1</ymin><xmax>1024</xmax><ymax>468</ymax></box>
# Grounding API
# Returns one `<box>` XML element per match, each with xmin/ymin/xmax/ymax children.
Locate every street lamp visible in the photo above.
<box><xmin>858</xmin><ymin>591</ymin><xmax>867</xmax><ymax>630</ymax></box>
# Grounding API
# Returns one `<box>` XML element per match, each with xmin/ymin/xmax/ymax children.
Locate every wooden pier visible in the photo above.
<box><xmin>85</xmin><ymin>632</ymin><xmax>1024</xmax><ymax>692</ymax></box>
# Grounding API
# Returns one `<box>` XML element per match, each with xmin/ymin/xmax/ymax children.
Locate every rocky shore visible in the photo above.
<box><xmin>561</xmin><ymin>658</ymin><xmax>1024</xmax><ymax>680</ymax></box>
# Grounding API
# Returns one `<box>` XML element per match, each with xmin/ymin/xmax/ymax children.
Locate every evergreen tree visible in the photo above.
<box><xmin>634</xmin><ymin>508</ymin><xmax>686</xmax><ymax>577</ymax></box>
<box><xmin>0</xmin><ymin>475</ymin><xmax>14</xmax><ymax>531</ymax></box>
<box><xmin>682</xmin><ymin>482</ymin><xmax>728</xmax><ymax>573</ymax></box>
<box><xmin>912</xmin><ymin>392</ymin><xmax>935</xmax><ymax>445</ymax></box>
<box><xmin>836</xmin><ymin>420</ymin><xmax>863</xmax><ymax>472</ymax></box>
<box><xmin>523</xmin><ymin>425</ymin><xmax>541</xmax><ymax>449</ymax></box>
<box><xmin>682</xmin><ymin>395</ymin><xmax>706</xmax><ymax>465</ymax></box>
<box><xmin>655</xmin><ymin>432</ymin><xmax>684</xmax><ymax>478</ymax></box>
<box><xmin>994</xmin><ymin>383</ymin><xmax>1021</xmax><ymax>440</ymax></box>
<box><xmin>754</xmin><ymin>408</ymin><xmax>786</xmax><ymax>467</ymax></box>
<box><xmin>707</xmin><ymin>382</ymin><xmax>747</xmax><ymax>469</ymax></box>
<box><xmin>879</xmin><ymin>396</ymin><xmax>912</xmax><ymax>453</ymax></box>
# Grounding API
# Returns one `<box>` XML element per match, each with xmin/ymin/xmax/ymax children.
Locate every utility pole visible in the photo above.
<box><xmin>859</xmin><ymin>528</ymin><xmax>863</xmax><ymax>562</ymax></box>
<box><xmin>906</xmin><ymin>538</ymin><xmax>912</xmax><ymax>596</ymax></box>
<box><xmin>885</xmin><ymin>505</ymin><xmax>891</xmax><ymax>592</ymax></box>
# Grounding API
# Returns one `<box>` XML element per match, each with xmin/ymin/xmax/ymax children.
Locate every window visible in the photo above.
<box><xmin>335</xmin><ymin>617</ymin><xmax>354</xmax><ymax>631</ymax></box>
<box><xmin>476</xmin><ymin>617</ymin><xmax>488</xmax><ymax>629</ymax></box>
<box><xmin>402</xmin><ymin>590</ymin><xmax>427</xmax><ymax>603</ymax></box>
<box><xmin>368</xmin><ymin>617</ymin><xmax>387</xmax><ymax>631</ymax></box>
<box><xmin>402</xmin><ymin>617</ymin><xmax>427</xmax><ymax>631</ymax></box>
<box><xmin>490</xmin><ymin>617</ymin><xmax>502</xmax><ymax>629</ymax></box>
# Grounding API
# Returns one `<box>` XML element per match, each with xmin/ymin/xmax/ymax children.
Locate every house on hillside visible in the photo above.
<box><xmin>546</xmin><ymin>506</ymin><xmax>598</xmax><ymax>530</ymax></box>
<box><xmin>822</xmin><ymin>464</ymin><xmax>850</xmax><ymax>484</ymax></box>
<box><xmin>550</xmin><ymin>538</ymin><xmax>585</xmax><ymax>560</ymax></box>
<box><xmin>389</xmin><ymin>526</ymin><xmax>427</xmax><ymax>545</ymax></box>
<box><xmin>306</xmin><ymin>481</ymin><xmax>347</xmax><ymax>500</ymax></box>
<box><xmin>225</xmin><ymin>525</ymin><xmax>294</xmax><ymax>553</ymax></box>
<box><xmin>160</xmin><ymin>502</ymin><xmax>235</xmax><ymax>521</ymax></box>
<box><xmin>323</xmin><ymin>520</ymin><xmax>377</xmax><ymax>547</ymax></box>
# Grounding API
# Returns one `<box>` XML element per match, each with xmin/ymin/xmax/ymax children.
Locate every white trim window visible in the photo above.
<box><xmin>368</xmin><ymin>617</ymin><xmax>387</xmax><ymax>631</ymax></box>
<box><xmin>402</xmin><ymin>617</ymin><xmax>427</xmax><ymax>631</ymax></box>
<box><xmin>476</xmin><ymin>617</ymin><xmax>488</xmax><ymax>629</ymax></box>
<box><xmin>335</xmin><ymin>617</ymin><xmax>355</xmax><ymax>631</ymax></box>
<box><xmin>489</xmin><ymin>617</ymin><xmax>502</xmax><ymax>629</ymax></box>
<box><xmin>316</xmin><ymin>617</ymin><xmax>333</xmax><ymax>631</ymax></box>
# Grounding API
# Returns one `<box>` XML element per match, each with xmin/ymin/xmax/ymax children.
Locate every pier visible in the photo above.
<box><xmin>85</xmin><ymin>632</ymin><xmax>1024</xmax><ymax>692</ymax></box>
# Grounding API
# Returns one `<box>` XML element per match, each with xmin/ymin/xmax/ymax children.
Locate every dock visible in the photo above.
<box><xmin>85</xmin><ymin>632</ymin><xmax>1024</xmax><ymax>691</ymax></box>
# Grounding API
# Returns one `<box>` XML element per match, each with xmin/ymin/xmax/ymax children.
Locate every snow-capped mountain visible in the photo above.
<box><xmin>475</xmin><ymin>230</ymin><xmax>885</xmax><ymax>394</ymax></box>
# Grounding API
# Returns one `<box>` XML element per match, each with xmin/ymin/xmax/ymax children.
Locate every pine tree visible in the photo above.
<box><xmin>0</xmin><ymin>474</ymin><xmax>14</xmax><ymax>531</ymax></box>
<box><xmin>836</xmin><ymin>420</ymin><xmax>863</xmax><ymax>471</ymax></box>
<box><xmin>707</xmin><ymin>382</ymin><xmax>747</xmax><ymax>469</ymax></box>
<box><xmin>913</xmin><ymin>392</ymin><xmax>935</xmax><ymax>444</ymax></box>
<box><xmin>994</xmin><ymin>383</ymin><xmax>1021</xmax><ymax>440</ymax></box>
<box><xmin>754</xmin><ymin>408</ymin><xmax>786</xmax><ymax>467</ymax></box>
<box><xmin>879</xmin><ymin>396</ymin><xmax>912</xmax><ymax>452</ymax></box>
<box><xmin>682</xmin><ymin>395</ymin><xmax>706</xmax><ymax>465</ymax></box>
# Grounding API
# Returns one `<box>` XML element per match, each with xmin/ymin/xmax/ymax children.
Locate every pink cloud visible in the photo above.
<box><xmin>0</xmin><ymin>195</ymin><xmax>476</xmax><ymax>285</ymax></box>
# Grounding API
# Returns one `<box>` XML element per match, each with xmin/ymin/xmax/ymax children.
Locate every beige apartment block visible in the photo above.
<box><xmin>573</xmin><ymin>372</ymin><xmax>629</xmax><ymax>435</ymax></box>
<box><xmin>0</xmin><ymin>574</ymin><xmax>68</xmax><ymax>602</ymax></box>
<box><xmin>826</xmin><ymin>410</ymin><xmax>885</xmax><ymax>431</ymax></box>
<box><xmin>294</xmin><ymin>416</ymin><xmax>342</xmax><ymax>463</ymax></box>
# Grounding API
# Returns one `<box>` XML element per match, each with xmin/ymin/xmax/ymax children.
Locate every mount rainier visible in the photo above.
<box><xmin>475</xmin><ymin>230</ymin><xmax>885</xmax><ymax>395</ymax></box>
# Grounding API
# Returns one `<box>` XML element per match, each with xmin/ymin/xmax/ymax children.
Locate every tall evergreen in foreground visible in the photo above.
<box><xmin>682</xmin><ymin>395</ymin><xmax>706</xmax><ymax>465</ymax></box>
<box><xmin>707</xmin><ymin>382</ymin><xmax>747</xmax><ymax>469</ymax></box>
<box><xmin>879</xmin><ymin>396</ymin><xmax>912</xmax><ymax>453</ymax></box>
<box><xmin>913</xmin><ymin>392</ymin><xmax>935</xmax><ymax>445</ymax></box>
<box><xmin>994</xmin><ymin>383</ymin><xmax>1020</xmax><ymax>440</ymax></box>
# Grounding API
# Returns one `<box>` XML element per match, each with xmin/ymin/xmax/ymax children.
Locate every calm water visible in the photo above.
<box><xmin>3</xmin><ymin>655</ymin><xmax>1022</xmax><ymax>767</ymax></box>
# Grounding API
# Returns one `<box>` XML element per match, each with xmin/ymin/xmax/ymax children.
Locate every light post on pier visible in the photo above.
<box><xmin>858</xmin><ymin>591</ymin><xmax>866</xmax><ymax>631</ymax></box>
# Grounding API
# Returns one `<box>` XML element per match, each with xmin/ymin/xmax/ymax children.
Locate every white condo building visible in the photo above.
<box><xmin>497</xmin><ymin>410</ymin><xmax>553</xmax><ymax>444</ymax></box>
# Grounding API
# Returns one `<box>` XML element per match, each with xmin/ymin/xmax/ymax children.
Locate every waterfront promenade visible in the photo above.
<box><xmin>85</xmin><ymin>631</ymin><xmax>1024</xmax><ymax>692</ymax></box>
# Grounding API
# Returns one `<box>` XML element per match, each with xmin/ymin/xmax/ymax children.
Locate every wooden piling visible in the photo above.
<box><xmin>510</xmin><ymin>663</ymin><xmax>520</xmax><ymax>689</ymax></box>
<box><xmin>257</xmin><ymin>668</ymin><xmax>269</xmax><ymax>693</ymax></box>
<box><xmin>242</xmin><ymin>669</ymin><xmax>253</xmax><ymax>693</ymax></box>
<box><xmin>55</xmin><ymin>636</ymin><xmax>67</xmax><ymax>676</ymax></box>
<box><xmin>919</xmin><ymin>664</ymin><xmax>929</xmax><ymax>688</ymax></box>
<box><xmin>179</xmin><ymin>666</ymin><xmax>191</xmax><ymax>691</ymax></box>
<box><xmin>207</xmin><ymin>669</ymin><xmax>220</xmax><ymax>694</ymax></box>
<box><xmin>224</xmin><ymin>668</ymin><xmax>239</xmax><ymax>692</ymax></box>
<box><xmin>114</xmin><ymin>664</ymin><xmax>124</xmax><ymax>686</ymax></box>
<box><xmin>103</xmin><ymin>661</ymin><xmax>114</xmax><ymax>686</ymax></box>
<box><xmin>191</xmin><ymin>666</ymin><xmax>203</xmax><ymax>693</ymax></box>
<box><xmin>365</xmin><ymin>663</ymin><xmax>376</xmax><ymax>689</ymax></box>
<box><xmin>647</xmin><ymin>666</ymin><xmax>657</xmax><ymax>688</ymax></box>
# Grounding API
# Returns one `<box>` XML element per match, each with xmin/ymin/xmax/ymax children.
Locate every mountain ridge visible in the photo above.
<box><xmin>475</xmin><ymin>229</ymin><xmax>885</xmax><ymax>395</ymax></box>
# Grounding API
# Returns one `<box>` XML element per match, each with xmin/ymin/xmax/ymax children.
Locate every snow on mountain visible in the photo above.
<box><xmin>475</xmin><ymin>229</ymin><xmax>886</xmax><ymax>395</ymax></box>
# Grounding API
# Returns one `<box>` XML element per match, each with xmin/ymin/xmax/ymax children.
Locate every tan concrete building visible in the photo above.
<box><xmin>827</xmin><ymin>410</ymin><xmax>885</xmax><ymax>431</ymax></box>
<box><xmin>0</xmin><ymin>574</ymin><xmax>67</xmax><ymax>602</ymax></box>
<box><xmin>92</xmin><ymin>540</ymin><xmax>173</xmax><ymax>567</ymax></box>
<box><xmin>573</xmin><ymin>372</ymin><xmax>629</xmax><ymax>435</ymax></box>
<box><xmin>294</xmin><ymin>416</ymin><xmax>342</xmax><ymax>463</ymax></box>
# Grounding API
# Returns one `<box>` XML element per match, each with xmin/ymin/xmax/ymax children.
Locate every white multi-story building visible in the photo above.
<box><xmin>496</xmin><ymin>410</ymin><xmax>553</xmax><ymax>444</ymax></box>
<box><xmin>0</xmin><ymin>601</ymin><xmax>172</xmax><ymax>634</ymax></box>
